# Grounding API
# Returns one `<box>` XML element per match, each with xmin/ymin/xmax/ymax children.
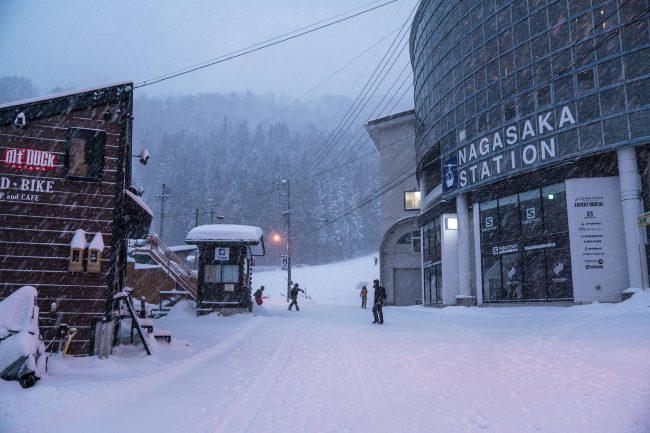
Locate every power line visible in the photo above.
<box><xmin>295</xmin><ymin>2</ymin><xmax>418</xmax><ymax>176</ymax></box>
<box><xmin>134</xmin><ymin>0</ymin><xmax>399</xmax><ymax>89</ymax></box>
<box><xmin>258</xmin><ymin>25</ymin><xmax>403</xmax><ymax>127</ymax></box>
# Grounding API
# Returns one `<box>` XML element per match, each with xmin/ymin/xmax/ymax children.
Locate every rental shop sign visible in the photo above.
<box><xmin>443</xmin><ymin>106</ymin><xmax>576</xmax><ymax>193</ymax></box>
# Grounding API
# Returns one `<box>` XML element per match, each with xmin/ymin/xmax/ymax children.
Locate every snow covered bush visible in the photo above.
<box><xmin>0</xmin><ymin>286</ymin><xmax>46</xmax><ymax>388</ymax></box>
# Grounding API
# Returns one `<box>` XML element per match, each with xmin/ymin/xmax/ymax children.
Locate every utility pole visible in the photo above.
<box><xmin>195</xmin><ymin>208</ymin><xmax>199</xmax><ymax>227</ymax></box>
<box><xmin>156</xmin><ymin>183</ymin><xmax>171</xmax><ymax>241</ymax></box>
<box><xmin>281</xmin><ymin>179</ymin><xmax>292</xmax><ymax>302</ymax></box>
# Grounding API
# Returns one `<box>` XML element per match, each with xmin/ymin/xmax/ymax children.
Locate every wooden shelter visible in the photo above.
<box><xmin>185</xmin><ymin>225</ymin><xmax>265</xmax><ymax>314</ymax></box>
<box><xmin>0</xmin><ymin>83</ymin><xmax>152</xmax><ymax>355</ymax></box>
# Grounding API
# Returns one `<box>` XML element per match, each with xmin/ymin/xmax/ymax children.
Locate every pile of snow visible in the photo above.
<box><xmin>0</xmin><ymin>286</ymin><xmax>46</xmax><ymax>388</ymax></box>
<box><xmin>186</xmin><ymin>224</ymin><xmax>263</xmax><ymax>243</ymax></box>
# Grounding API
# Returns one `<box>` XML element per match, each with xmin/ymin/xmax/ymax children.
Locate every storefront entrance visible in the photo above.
<box><xmin>480</xmin><ymin>183</ymin><xmax>573</xmax><ymax>302</ymax></box>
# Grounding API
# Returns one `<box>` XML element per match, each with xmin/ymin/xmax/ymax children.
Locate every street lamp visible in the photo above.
<box><xmin>270</xmin><ymin>231</ymin><xmax>291</xmax><ymax>301</ymax></box>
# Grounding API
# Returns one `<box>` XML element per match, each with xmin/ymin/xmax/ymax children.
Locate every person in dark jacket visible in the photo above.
<box><xmin>371</xmin><ymin>279</ymin><xmax>386</xmax><ymax>324</ymax></box>
<box><xmin>288</xmin><ymin>283</ymin><xmax>304</xmax><ymax>311</ymax></box>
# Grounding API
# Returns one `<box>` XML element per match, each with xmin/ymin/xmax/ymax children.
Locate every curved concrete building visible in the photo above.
<box><xmin>411</xmin><ymin>0</ymin><xmax>650</xmax><ymax>304</ymax></box>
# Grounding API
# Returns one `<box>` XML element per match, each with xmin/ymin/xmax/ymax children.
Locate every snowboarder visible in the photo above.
<box><xmin>288</xmin><ymin>283</ymin><xmax>304</xmax><ymax>311</ymax></box>
<box><xmin>372</xmin><ymin>279</ymin><xmax>386</xmax><ymax>324</ymax></box>
<box><xmin>254</xmin><ymin>285</ymin><xmax>265</xmax><ymax>305</ymax></box>
<box><xmin>360</xmin><ymin>285</ymin><xmax>368</xmax><ymax>309</ymax></box>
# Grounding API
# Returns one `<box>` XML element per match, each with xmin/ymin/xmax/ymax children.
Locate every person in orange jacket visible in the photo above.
<box><xmin>360</xmin><ymin>285</ymin><xmax>368</xmax><ymax>309</ymax></box>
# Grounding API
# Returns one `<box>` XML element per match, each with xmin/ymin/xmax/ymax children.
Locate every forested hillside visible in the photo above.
<box><xmin>0</xmin><ymin>77</ymin><xmax>382</xmax><ymax>265</ymax></box>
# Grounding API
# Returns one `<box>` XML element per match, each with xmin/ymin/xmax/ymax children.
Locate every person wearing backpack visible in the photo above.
<box><xmin>371</xmin><ymin>279</ymin><xmax>386</xmax><ymax>324</ymax></box>
<box><xmin>360</xmin><ymin>285</ymin><xmax>368</xmax><ymax>309</ymax></box>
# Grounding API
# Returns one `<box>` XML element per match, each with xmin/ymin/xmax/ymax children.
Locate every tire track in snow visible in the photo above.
<box><xmin>336</xmin><ymin>325</ymin><xmax>398</xmax><ymax>433</ymax></box>
<box><xmin>211</xmin><ymin>325</ymin><xmax>300</xmax><ymax>433</ymax></box>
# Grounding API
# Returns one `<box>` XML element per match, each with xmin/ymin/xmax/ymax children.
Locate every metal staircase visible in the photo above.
<box><xmin>136</xmin><ymin>234</ymin><xmax>198</xmax><ymax>302</ymax></box>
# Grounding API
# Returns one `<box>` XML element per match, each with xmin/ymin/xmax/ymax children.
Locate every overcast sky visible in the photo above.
<box><xmin>0</xmin><ymin>0</ymin><xmax>417</xmax><ymax>101</ymax></box>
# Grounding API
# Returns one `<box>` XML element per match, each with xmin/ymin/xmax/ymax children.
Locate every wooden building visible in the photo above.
<box><xmin>0</xmin><ymin>83</ymin><xmax>152</xmax><ymax>355</ymax></box>
<box><xmin>186</xmin><ymin>225</ymin><xmax>264</xmax><ymax>314</ymax></box>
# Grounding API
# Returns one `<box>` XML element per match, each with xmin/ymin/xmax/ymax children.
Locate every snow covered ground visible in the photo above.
<box><xmin>1</xmin><ymin>254</ymin><xmax>649</xmax><ymax>433</ymax></box>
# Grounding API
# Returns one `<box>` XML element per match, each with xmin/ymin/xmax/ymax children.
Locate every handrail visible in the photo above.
<box><xmin>144</xmin><ymin>234</ymin><xmax>198</xmax><ymax>300</ymax></box>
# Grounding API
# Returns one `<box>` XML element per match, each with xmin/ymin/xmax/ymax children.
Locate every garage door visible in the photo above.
<box><xmin>393</xmin><ymin>268</ymin><xmax>420</xmax><ymax>306</ymax></box>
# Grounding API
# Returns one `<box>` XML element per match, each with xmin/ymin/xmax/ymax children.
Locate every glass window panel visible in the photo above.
<box><xmin>627</xmin><ymin>77</ymin><xmax>650</xmax><ymax>109</ymax></box>
<box><xmin>542</xmin><ymin>183</ymin><xmax>568</xmax><ymax>234</ymax></box>
<box><xmin>395</xmin><ymin>232</ymin><xmax>413</xmax><ymax>254</ymax></box>
<box><xmin>221</xmin><ymin>265</ymin><xmax>239</xmax><ymax>283</ymax></box>
<box><xmin>499</xmin><ymin>28</ymin><xmax>514</xmax><ymax>53</ymax></box>
<box><xmin>629</xmin><ymin>109</ymin><xmax>650</xmax><ymax>140</ymax></box>
<box><xmin>621</xmin><ymin>20</ymin><xmax>649</xmax><ymax>50</ymax></box>
<box><xmin>577</xmin><ymin>94</ymin><xmax>601</xmax><ymax>122</ymax></box>
<box><xmin>624</xmin><ymin>48</ymin><xmax>650</xmax><ymax>80</ymax></box>
<box><xmin>482</xmin><ymin>255</ymin><xmax>503</xmax><ymax>301</ymax></box>
<box><xmin>546</xmin><ymin>248</ymin><xmax>573</xmax><ymax>299</ymax></box>
<box><xmin>537</xmin><ymin>85</ymin><xmax>552</xmax><ymax>107</ymax></box>
<box><xmin>569</xmin><ymin>0</ymin><xmax>590</xmax><ymax>16</ymax></box>
<box><xmin>512</xmin><ymin>0</ymin><xmax>528</xmax><ymax>18</ymax></box>
<box><xmin>552</xmin><ymin>49</ymin><xmax>572</xmax><ymax>75</ymax></box>
<box><xmin>600</xmin><ymin>86</ymin><xmax>626</xmax><ymax>115</ymax></box>
<box><xmin>480</xmin><ymin>199</ymin><xmax>499</xmax><ymax>244</ymax></box>
<box><xmin>204</xmin><ymin>264</ymin><xmax>221</xmax><ymax>283</ymax></box>
<box><xmin>523</xmin><ymin>251</ymin><xmax>547</xmax><ymax>299</ymax></box>
<box><xmin>577</xmin><ymin>69</ymin><xmax>595</xmax><ymax>93</ymax></box>
<box><xmin>513</xmin><ymin>19</ymin><xmax>530</xmax><ymax>42</ymax></box>
<box><xmin>515</xmin><ymin>42</ymin><xmax>532</xmax><ymax>68</ymax></box>
<box><xmin>498</xmin><ymin>194</ymin><xmax>520</xmax><ymax>242</ymax></box>
<box><xmin>594</xmin><ymin>2</ymin><xmax>618</xmax><ymax>33</ymax></box>
<box><xmin>603</xmin><ymin>115</ymin><xmax>630</xmax><ymax>145</ymax></box>
<box><xmin>579</xmin><ymin>122</ymin><xmax>604</xmax><ymax>150</ymax></box>
<box><xmin>557</xmin><ymin>127</ymin><xmax>580</xmax><ymax>157</ymax></box>
<box><xmin>530</xmin><ymin>9</ymin><xmax>548</xmax><ymax>35</ymax></box>
<box><xmin>548</xmin><ymin>0</ymin><xmax>568</xmax><ymax>27</ymax></box>
<box><xmin>68</xmin><ymin>138</ymin><xmax>89</xmax><ymax>178</ymax></box>
<box><xmin>596</xmin><ymin>32</ymin><xmax>621</xmax><ymax>59</ymax></box>
<box><xmin>550</xmin><ymin>23</ymin><xmax>571</xmax><ymax>50</ymax></box>
<box><xmin>531</xmin><ymin>34</ymin><xmax>550</xmax><ymax>60</ymax></box>
<box><xmin>501</xmin><ymin>253</ymin><xmax>523</xmax><ymax>300</ymax></box>
<box><xmin>404</xmin><ymin>191</ymin><xmax>421</xmax><ymax>210</ymax></box>
<box><xmin>553</xmin><ymin>74</ymin><xmax>575</xmax><ymax>103</ymax></box>
<box><xmin>598</xmin><ymin>57</ymin><xmax>623</xmax><ymax>86</ymax></box>
<box><xmin>519</xmin><ymin>189</ymin><xmax>543</xmax><ymax>238</ymax></box>
<box><xmin>497</xmin><ymin>7</ymin><xmax>512</xmax><ymax>29</ymax></box>
<box><xmin>574</xmin><ymin>39</ymin><xmax>596</xmax><ymax>67</ymax></box>
<box><xmin>500</xmin><ymin>50</ymin><xmax>515</xmax><ymax>76</ymax></box>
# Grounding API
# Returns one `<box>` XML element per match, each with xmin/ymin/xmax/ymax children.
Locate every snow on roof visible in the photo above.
<box><xmin>0</xmin><ymin>81</ymin><xmax>133</xmax><ymax>110</ymax></box>
<box><xmin>125</xmin><ymin>189</ymin><xmax>153</xmax><ymax>216</ymax></box>
<box><xmin>89</xmin><ymin>233</ymin><xmax>105</xmax><ymax>251</ymax></box>
<box><xmin>0</xmin><ymin>286</ymin><xmax>38</xmax><ymax>333</ymax></box>
<box><xmin>71</xmin><ymin>229</ymin><xmax>87</xmax><ymax>249</ymax></box>
<box><xmin>168</xmin><ymin>245</ymin><xmax>198</xmax><ymax>252</ymax></box>
<box><xmin>186</xmin><ymin>224</ymin><xmax>264</xmax><ymax>244</ymax></box>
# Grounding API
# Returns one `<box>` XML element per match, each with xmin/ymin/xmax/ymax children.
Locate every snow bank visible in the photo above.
<box><xmin>0</xmin><ymin>286</ymin><xmax>38</xmax><ymax>333</ymax></box>
<box><xmin>0</xmin><ymin>286</ymin><xmax>46</xmax><ymax>385</ymax></box>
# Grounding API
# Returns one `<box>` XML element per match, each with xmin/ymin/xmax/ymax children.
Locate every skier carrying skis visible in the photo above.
<box><xmin>254</xmin><ymin>285</ymin><xmax>265</xmax><ymax>305</ymax></box>
<box><xmin>372</xmin><ymin>279</ymin><xmax>386</xmax><ymax>324</ymax></box>
<box><xmin>288</xmin><ymin>283</ymin><xmax>304</xmax><ymax>311</ymax></box>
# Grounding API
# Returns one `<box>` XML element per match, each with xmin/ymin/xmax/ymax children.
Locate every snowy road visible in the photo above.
<box><xmin>2</xmin><ymin>300</ymin><xmax>650</xmax><ymax>433</ymax></box>
<box><xmin>1</xmin><ymin>255</ymin><xmax>650</xmax><ymax>433</ymax></box>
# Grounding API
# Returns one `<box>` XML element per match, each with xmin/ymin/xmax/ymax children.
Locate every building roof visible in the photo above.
<box><xmin>365</xmin><ymin>109</ymin><xmax>415</xmax><ymax>127</ymax></box>
<box><xmin>186</xmin><ymin>224</ymin><xmax>264</xmax><ymax>244</ymax></box>
<box><xmin>364</xmin><ymin>109</ymin><xmax>416</xmax><ymax>150</ymax></box>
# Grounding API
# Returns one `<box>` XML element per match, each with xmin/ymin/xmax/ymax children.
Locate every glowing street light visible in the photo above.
<box><xmin>271</xmin><ymin>233</ymin><xmax>282</xmax><ymax>244</ymax></box>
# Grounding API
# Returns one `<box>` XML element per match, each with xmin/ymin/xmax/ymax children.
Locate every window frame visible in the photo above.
<box><xmin>404</xmin><ymin>190</ymin><xmax>422</xmax><ymax>211</ymax></box>
<box><xmin>64</xmin><ymin>128</ymin><xmax>106</xmax><ymax>182</ymax></box>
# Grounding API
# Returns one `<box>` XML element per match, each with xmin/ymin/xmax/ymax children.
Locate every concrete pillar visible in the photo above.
<box><xmin>473</xmin><ymin>202</ymin><xmax>483</xmax><ymax>305</ymax></box>
<box><xmin>456</xmin><ymin>193</ymin><xmax>474</xmax><ymax>305</ymax></box>
<box><xmin>617</xmin><ymin>147</ymin><xmax>649</xmax><ymax>290</ymax></box>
